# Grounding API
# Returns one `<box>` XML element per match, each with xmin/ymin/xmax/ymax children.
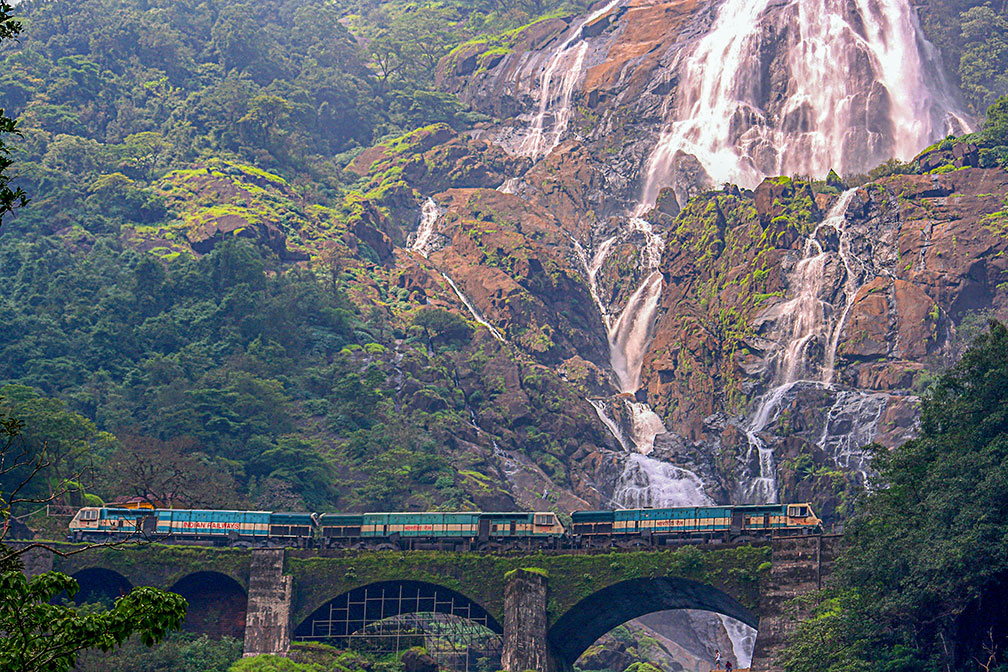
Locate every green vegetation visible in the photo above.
<box><xmin>780</xmin><ymin>321</ymin><xmax>1008</xmax><ymax>672</ymax></box>
<box><xmin>283</xmin><ymin>544</ymin><xmax>769</xmax><ymax>625</ymax></box>
<box><xmin>75</xmin><ymin>632</ymin><xmax>242</xmax><ymax>672</ymax></box>
<box><xmin>77</xmin><ymin>637</ymin><xmax>406</xmax><ymax>672</ymax></box>
<box><xmin>917</xmin><ymin>0</ymin><xmax>1008</xmax><ymax>113</ymax></box>
<box><xmin>0</xmin><ymin>0</ymin><xmax>607</xmax><ymax>517</ymax></box>
<box><xmin>0</xmin><ymin>0</ymin><xmax>26</xmax><ymax>223</ymax></box>
<box><xmin>0</xmin><ymin>572</ymin><xmax>185</xmax><ymax>672</ymax></box>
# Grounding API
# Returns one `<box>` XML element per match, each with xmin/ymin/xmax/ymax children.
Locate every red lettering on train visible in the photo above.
<box><xmin>177</xmin><ymin>521</ymin><xmax>241</xmax><ymax>529</ymax></box>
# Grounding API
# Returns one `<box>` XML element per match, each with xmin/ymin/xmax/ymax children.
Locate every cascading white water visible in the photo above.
<box><xmin>516</xmin><ymin>0</ymin><xmax>623</xmax><ymax>158</ymax></box>
<box><xmin>822</xmin><ymin>192</ymin><xmax>869</xmax><ymax>383</ymax></box>
<box><xmin>741</xmin><ymin>189</ymin><xmax>863</xmax><ymax>503</ymax></box>
<box><xmin>607</xmin><ymin>218</ymin><xmax>665</xmax><ymax>393</ymax></box>
<box><xmin>587</xmin><ymin>398</ymin><xmax>633</xmax><ymax>452</ymax></box>
<box><xmin>497</xmin><ymin>177</ymin><xmax>521</xmax><ymax>194</ymax></box>
<box><xmin>579</xmin><ymin>215</ymin><xmax>713</xmax><ymax>504</ymax></box>
<box><xmin>614</xmin><ymin>453</ymin><xmax>712</xmax><ymax>507</ymax></box>
<box><xmin>817</xmin><ymin>390</ymin><xmax>887</xmax><ymax>484</ymax></box>
<box><xmin>410</xmin><ymin>198</ymin><xmax>443</xmax><ymax>258</ymax></box>
<box><xmin>638</xmin><ymin>0</ymin><xmax>970</xmax><ymax>203</ymax></box>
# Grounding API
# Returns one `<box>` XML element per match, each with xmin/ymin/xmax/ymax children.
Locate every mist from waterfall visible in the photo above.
<box><xmin>639</xmin><ymin>0</ymin><xmax>970</xmax><ymax>203</ymax></box>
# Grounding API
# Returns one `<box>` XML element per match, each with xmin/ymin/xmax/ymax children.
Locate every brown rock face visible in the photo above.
<box><xmin>638</xmin><ymin>169</ymin><xmax>1008</xmax><ymax>511</ymax></box>
<box><xmin>322</xmin><ymin>0</ymin><xmax>1008</xmax><ymax>518</ymax></box>
<box><xmin>422</xmin><ymin>188</ymin><xmax>609</xmax><ymax>366</ymax></box>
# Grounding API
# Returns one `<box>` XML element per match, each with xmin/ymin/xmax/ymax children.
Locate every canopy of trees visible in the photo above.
<box><xmin>781</xmin><ymin>321</ymin><xmax>1008</xmax><ymax>672</ymax></box>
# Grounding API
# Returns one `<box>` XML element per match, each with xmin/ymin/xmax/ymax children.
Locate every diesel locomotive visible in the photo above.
<box><xmin>68</xmin><ymin>502</ymin><xmax>822</xmax><ymax>549</ymax></box>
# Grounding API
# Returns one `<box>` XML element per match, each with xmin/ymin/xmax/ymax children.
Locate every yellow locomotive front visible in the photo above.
<box><xmin>785</xmin><ymin>502</ymin><xmax>824</xmax><ymax>533</ymax></box>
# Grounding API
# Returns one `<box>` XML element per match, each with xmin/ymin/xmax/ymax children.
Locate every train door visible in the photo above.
<box><xmin>142</xmin><ymin>515</ymin><xmax>156</xmax><ymax>537</ymax></box>
<box><xmin>478</xmin><ymin>518</ymin><xmax>490</xmax><ymax>542</ymax></box>
<box><xmin>509</xmin><ymin>520</ymin><xmax>516</xmax><ymax>536</ymax></box>
<box><xmin>731</xmin><ymin>510</ymin><xmax>744</xmax><ymax>534</ymax></box>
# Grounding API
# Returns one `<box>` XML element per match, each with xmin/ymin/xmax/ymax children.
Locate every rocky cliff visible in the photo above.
<box><xmin>119</xmin><ymin>0</ymin><xmax>1008</xmax><ymax>522</ymax></box>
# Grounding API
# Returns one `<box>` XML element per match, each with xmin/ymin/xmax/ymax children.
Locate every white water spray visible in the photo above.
<box><xmin>613</xmin><ymin>453</ymin><xmax>712</xmax><ymax>507</ymax></box>
<box><xmin>638</xmin><ymin>0</ymin><xmax>970</xmax><ymax>203</ymax></box>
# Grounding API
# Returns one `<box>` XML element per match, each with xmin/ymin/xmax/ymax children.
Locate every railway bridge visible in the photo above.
<box><xmin>21</xmin><ymin>536</ymin><xmax>839</xmax><ymax>671</ymax></box>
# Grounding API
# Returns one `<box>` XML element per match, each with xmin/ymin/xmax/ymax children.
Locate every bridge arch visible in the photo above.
<box><xmin>294</xmin><ymin>580</ymin><xmax>503</xmax><ymax>641</ymax></box>
<box><xmin>170</xmin><ymin>571</ymin><xmax>247</xmax><ymax>639</ymax></box>
<box><xmin>70</xmin><ymin>568</ymin><xmax>133</xmax><ymax>605</ymax></box>
<box><xmin>547</xmin><ymin>576</ymin><xmax>759</xmax><ymax>665</ymax></box>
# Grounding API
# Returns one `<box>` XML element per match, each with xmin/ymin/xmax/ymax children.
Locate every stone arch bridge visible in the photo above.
<box><xmin>24</xmin><ymin>536</ymin><xmax>839</xmax><ymax>671</ymax></box>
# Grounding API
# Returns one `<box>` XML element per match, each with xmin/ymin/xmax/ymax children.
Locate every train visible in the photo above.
<box><xmin>68</xmin><ymin>502</ymin><xmax>822</xmax><ymax>550</ymax></box>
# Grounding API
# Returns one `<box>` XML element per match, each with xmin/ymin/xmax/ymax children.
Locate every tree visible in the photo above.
<box><xmin>0</xmin><ymin>420</ymin><xmax>187</xmax><ymax>672</ymax></box>
<box><xmin>0</xmin><ymin>0</ymin><xmax>28</xmax><ymax>224</ymax></box>
<box><xmin>100</xmin><ymin>433</ymin><xmax>239</xmax><ymax>509</ymax></box>
<box><xmin>0</xmin><ymin>571</ymin><xmax>186</xmax><ymax>672</ymax></box>
<box><xmin>412</xmin><ymin>307</ymin><xmax>473</xmax><ymax>347</ymax></box>
<box><xmin>781</xmin><ymin>321</ymin><xmax>1008</xmax><ymax>672</ymax></box>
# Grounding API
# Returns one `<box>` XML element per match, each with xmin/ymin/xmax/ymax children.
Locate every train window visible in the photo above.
<box><xmin>82</xmin><ymin>510</ymin><xmax>98</xmax><ymax>521</ymax></box>
<box><xmin>534</xmin><ymin>514</ymin><xmax>552</xmax><ymax>526</ymax></box>
<box><xmin>788</xmin><ymin>506</ymin><xmax>809</xmax><ymax>517</ymax></box>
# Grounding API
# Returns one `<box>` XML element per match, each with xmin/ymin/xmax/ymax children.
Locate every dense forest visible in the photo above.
<box><xmin>0</xmin><ymin>0</ymin><xmax>607</xmax><ymax>514</ymax></box>
<box><xmin>0</xmin><ymin>0</ymin><xmax>1007</xmax><ymax>516</ymax></box>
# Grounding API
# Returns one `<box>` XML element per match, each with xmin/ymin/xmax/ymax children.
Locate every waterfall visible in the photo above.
<box><xmin>580</xmin><ymin>213</ymin><xmax>712</xmax><ymax>503</ymax></box>
<box><xmin>590</xmin><ymin>395</ymin><xmax>705</xmax><ymax>509</ymax></box>
<box><xmin>741</xmin><ymin>189</ymin><xmax>864</xmax><ymax>503</ymax></box>
<box><xmin>638</xmin><ymin>0</ymin><xmax>970</xmax><ymax>202</ymax></box>
<box><xmin>497</xmin><ymin>177</ymin><xmax>521</xmax><ymax>194</ymax></box>
<box><xmin>516</xmin><ymin>0</ymin><xmax>623</xmax><ymax>158</ymax></box>
<box><xmin>720</xmin><ymin>615</ymin><xmax>756</xmax><ymax>668</ymax></box>
<box><xmin>607</xmin><ymin>218</ymin><xmax>665</xmax><ymax>393</ymax></box>
<box><xmin>588</xmin><ymin>398</ymin><xmax>633</xmax><ymax>452</ymax></box>
<box><xmin>441</xmin><ymin>273</ymin><xmax>506</xmax><ymax>342</ymax></box>
<box><xmin>817</xmin><ymin>390</ymin><xmax>887</xmax><ymax>484</ymax></box>
<box><xmin>410</xmin><ymin>198</ymin><xmax>443</xmax><ymax>258</ymax></box>
<box><xmin>822</xmin><ymin>190</ymin><xmax>869</xmax><ymax>382</ymax></box>
<box><xmin>613</xmin><ymin>453</ymin><xmax>712</xmax><ymax>507</ymax></box>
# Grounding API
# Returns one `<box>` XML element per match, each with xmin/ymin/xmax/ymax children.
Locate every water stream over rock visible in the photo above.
<box><xmin>639</xmin><ymin>0</ymin><xmax>970</xmax><ymax>200</ymax></box>
<box><xmin>409</xmin><ymin>197</ymin><xmax>443</xmax><ymax>258</ymax></box>
<box><xmin>739</xmin><ymin>189</ymin><xmax>887</xmax><ymax>502</ymax></box>
<box><xmin>441</xmin><ymin>273</ymin><xmax>506</xmax><ymax>342</ymax></box>
<box><xmin>579</xmin><ymin>212</ymin><xmax>712</xmax><ymax>505</ymax></box>
<box><xmin>515</xmin><ymin>0</ymin><xmax>624</xmax><ymax>158</ymax></box>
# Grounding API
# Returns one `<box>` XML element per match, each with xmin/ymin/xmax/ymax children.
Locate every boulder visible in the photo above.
<box><xmin>402</xmin><ymin>648</ymin><xmax>439</xmax><ymax>672</ymax></box>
